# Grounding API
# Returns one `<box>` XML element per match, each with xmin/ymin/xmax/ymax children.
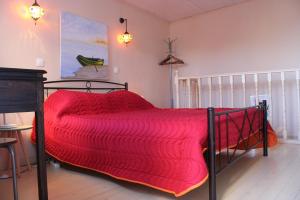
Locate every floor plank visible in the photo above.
<box><xmin>0</xmin><ymin>144</ymin><xmax>299</xmax><ymax>200</ymax></box>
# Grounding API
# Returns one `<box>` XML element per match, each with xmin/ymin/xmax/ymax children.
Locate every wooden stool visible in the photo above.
<box><xmin>0</xmin><ymin>125</ymin><xmax>33</xmax><ymax>174</ymax></box>
<box><xmin>0</xmin><ymin>138</ymin><xmax>18</xmax><ymax>200</ymax></box>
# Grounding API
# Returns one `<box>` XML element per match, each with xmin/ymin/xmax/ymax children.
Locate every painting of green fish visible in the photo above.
<box><xmin>61</xmin><ymin>12</ymin><xmax>108</xmax><ymax>79</ymax></box>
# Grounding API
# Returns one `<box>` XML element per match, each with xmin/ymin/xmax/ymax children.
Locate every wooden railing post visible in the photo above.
<box><xmin>242</xmin><ymin>74</ymin><xmax>246</xmax><ymax>107</ymax></box>
<box><xmin>230</xmin><ymin>75</ymin><xmax>234</xmax><ymax>107</ymax></box>
<box><xmin>208</xmin><ymin>77</ymin><xmax>212</xmax><ymax>107</ymax></box>
<box><xmin>281</xmin><ymin>72</ymin><xmax>287</xmax><ymax>139</ymax></box>
<box><xmin>218</xmin><ymin>76</ymin><xmax>223</xmax><ymax>107</ymax></box>
<box><xmin>267</xmin><ymin>73</ymin><xmax>273</xmax><ymax>125</ymax></box>
<box><xmin>296</xmin><ymin>71</ymin><xmax>300</xmax><ymax>140</ymax></box>
<box><xmin>197</xmin><ymin>78</ymin><xmax>202</xmax><ymax>108</ymax></box>
<box><xmin>174</xmin><ymin>70</ymin><xmax>180</xmax><ymax>108</ymax></box>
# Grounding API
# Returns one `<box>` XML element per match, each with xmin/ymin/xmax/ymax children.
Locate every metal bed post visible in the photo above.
<box><xmin>262</xmin><ymin>100</ymin><xmax>268</xmax><ymax>156</ymax></box>
<box><xmin>125</xmin><ymin>82</ymin><xmax>128</xmax><ymax>91</ymax></box>
<box><xmin>207</xmin><ymin>107</ymin><xmax>217</xmax><ymax>200</ymax></box>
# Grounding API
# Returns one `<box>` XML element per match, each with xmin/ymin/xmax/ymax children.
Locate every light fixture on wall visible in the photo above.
<box><xmin>29</xmin><ymin>0</ymin><xmax>45</xmax><ymax>25</ymax></box>
<box><xmin>118</xmin><ymin>18</ymin><xmax>133</xmax><ymax>45</ymax></box>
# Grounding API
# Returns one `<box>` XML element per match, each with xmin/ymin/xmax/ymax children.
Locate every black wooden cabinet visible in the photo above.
<box><xmin>0</xmin><ymin>67</ymin><xmax>48</xmax><ymax>200</ymax></box>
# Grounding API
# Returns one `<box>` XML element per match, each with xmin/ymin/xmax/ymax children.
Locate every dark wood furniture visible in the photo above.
<box><xmin>0</xmin><ymin>138</ymin><xmax>18</xmax><ymax>200</ymax></box>
<box><xmin>0</xmin><ymin>67</ymin><xmax>48</xmax><ymax>200</ymax></box>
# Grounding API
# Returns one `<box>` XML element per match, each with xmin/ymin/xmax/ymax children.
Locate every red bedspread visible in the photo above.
<box><xmin>32</xmin><ymin>90</ymin><xmax>265</xmax><ymax>196</ymax></box>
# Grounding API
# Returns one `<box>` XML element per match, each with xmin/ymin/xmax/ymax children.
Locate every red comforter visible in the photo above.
<box><xmin>32</xmin><ymin>90</ymin><xmax>264</xmax><ymax>196</ymax></box>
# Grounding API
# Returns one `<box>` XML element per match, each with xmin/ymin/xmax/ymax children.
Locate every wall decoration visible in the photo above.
<box><xmin>61</xmin><ymin>12</ymin><xmax>109</xmax><ymax>79</ymax></box>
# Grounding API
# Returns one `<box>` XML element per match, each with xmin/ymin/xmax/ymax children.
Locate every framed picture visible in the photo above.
<box><xmin>60</xmin><ymin>12</ymin><xmax>109</xmax><ymax>79</ymax></box>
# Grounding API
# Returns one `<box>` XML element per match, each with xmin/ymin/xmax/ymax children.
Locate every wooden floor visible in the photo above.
<box><xmin>0</xmin><ymin>144</ymin><xmax>300</xmax><ymax>200</ymax></box>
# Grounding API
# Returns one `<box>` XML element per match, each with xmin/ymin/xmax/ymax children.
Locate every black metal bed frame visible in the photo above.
<box><xmin>44</xmin><ymin>79</ymin><xmax>128</xmax><ymax>97</ymax></box>
<box><xmin>207</xmin><ymin>101</ymin><xmax>268</xmax><ymax>200</ymax></box>
<box><xmin>43</xmin><ymin>80</ymin><xmax>268</xmax><ymax>200</ymax></box>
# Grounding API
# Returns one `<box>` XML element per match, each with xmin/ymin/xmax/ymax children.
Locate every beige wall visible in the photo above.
<box><xmin>170</xmin><ymin>0</ymin><xmax>300</xmax><ymax>77</ymax></box>
<box><xmin>0</xmin><ymin>0</ymin><xmax>170</xmax><ymax>106</ymax></box>
<box><xmin>0</xmin><ymin>0</ymin><xmax>170</xmax><ymax>168</ymax></box>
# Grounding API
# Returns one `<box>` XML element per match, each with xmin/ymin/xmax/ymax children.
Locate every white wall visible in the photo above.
<box><xmin>171</xmin><ymin>0</ymin><xmax>300</xmax><ymax>141</ymax></box>
<box><xmin>0</xmin><ymin>0</ymin><xmax>170</xmax><ymax>169</ymax></box>
<box><xmin>170</xmin><ymin>0</ymin><xmax>300</xmax><ymax>77</ymax></box>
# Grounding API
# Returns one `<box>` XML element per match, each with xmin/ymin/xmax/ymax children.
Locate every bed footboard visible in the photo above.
<box><xmin>207</xmin><ymin>100</ymin><xmax>268</xmax><ymax>200</ymax></box>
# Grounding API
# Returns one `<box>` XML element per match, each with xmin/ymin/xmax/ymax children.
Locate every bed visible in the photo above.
<box><xmin>32</xmin><ymin>80</ymin><xmax>277</xmax><ymax>200</ymax></box>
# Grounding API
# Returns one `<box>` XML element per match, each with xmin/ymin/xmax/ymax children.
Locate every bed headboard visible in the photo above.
<box><xmin>44</xmin><ymin>79</ymin><xmax>128</xmax><ymax>97</ymax></box>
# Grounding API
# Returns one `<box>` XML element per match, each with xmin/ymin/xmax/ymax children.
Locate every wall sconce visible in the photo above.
<box><xmin>29</xmin><ymin>0</ymin><xmax>45</xmax><ymax>25</ymax></box>
<box><xmin>119</xmin><ymin>18</ymin><xmax>133</xmax><ymax>45</ymax></box>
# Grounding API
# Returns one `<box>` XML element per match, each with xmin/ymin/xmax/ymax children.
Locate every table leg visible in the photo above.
<box><xmin>3</xmin><ymin>131</ymin><xmax>10</xmax><ymax>170</ymax></box>
<box><xmin>0</xmin><ymin>131</ymin><xmax>10</xmax><ymax>178</ymax></box>
<box><xmin>12</xmin><ymin>131</ymin><xmax>21</xmax><ymax>176</ymax></box>
<box><xmin>6</xmin><ymin>131</ymin><xmax>20</xmax><ymax>177</ymax></box>
<box><xmin>17</xmin><ymin>130</ymin><xmax>32</xmax><ymax>171</ymax></box>
<box><xmin>8</xmin><ymin>144</ymin><xmax>18</xmax><ymax>200</ymax></box>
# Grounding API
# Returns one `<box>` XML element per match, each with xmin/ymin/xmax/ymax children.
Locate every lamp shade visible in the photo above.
<box><xmin>29</xmin><ymin>0</ymin><xmax>44</xmax><ymax>23</ymax></box>
<box><xmin>120</xmin><ymin>31</ymin><xmax>133</xmax><ymax>44</ymax></box>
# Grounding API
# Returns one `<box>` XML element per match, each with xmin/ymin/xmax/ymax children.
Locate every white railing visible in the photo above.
<box><xmin>174</xmin><ymin>68</ymin><xmax>300</xmax><ymax>144</ymax></box>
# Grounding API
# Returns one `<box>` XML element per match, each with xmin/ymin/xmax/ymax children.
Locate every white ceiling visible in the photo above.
<box><xmin>122</xmin><ymin>0</ymin><xmax>249</xmax><ymax>22</ymax></box>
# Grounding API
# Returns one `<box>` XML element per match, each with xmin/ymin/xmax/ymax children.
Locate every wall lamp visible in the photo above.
<box><xmin>119</xmin><ymin>17</ymin><xmax>133</xmax><ymax>45</ymax></box>
<box><xmin>29</xmin><ymin>0</ymin><xmax>45</xmax><ymax>25</ymax></box>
